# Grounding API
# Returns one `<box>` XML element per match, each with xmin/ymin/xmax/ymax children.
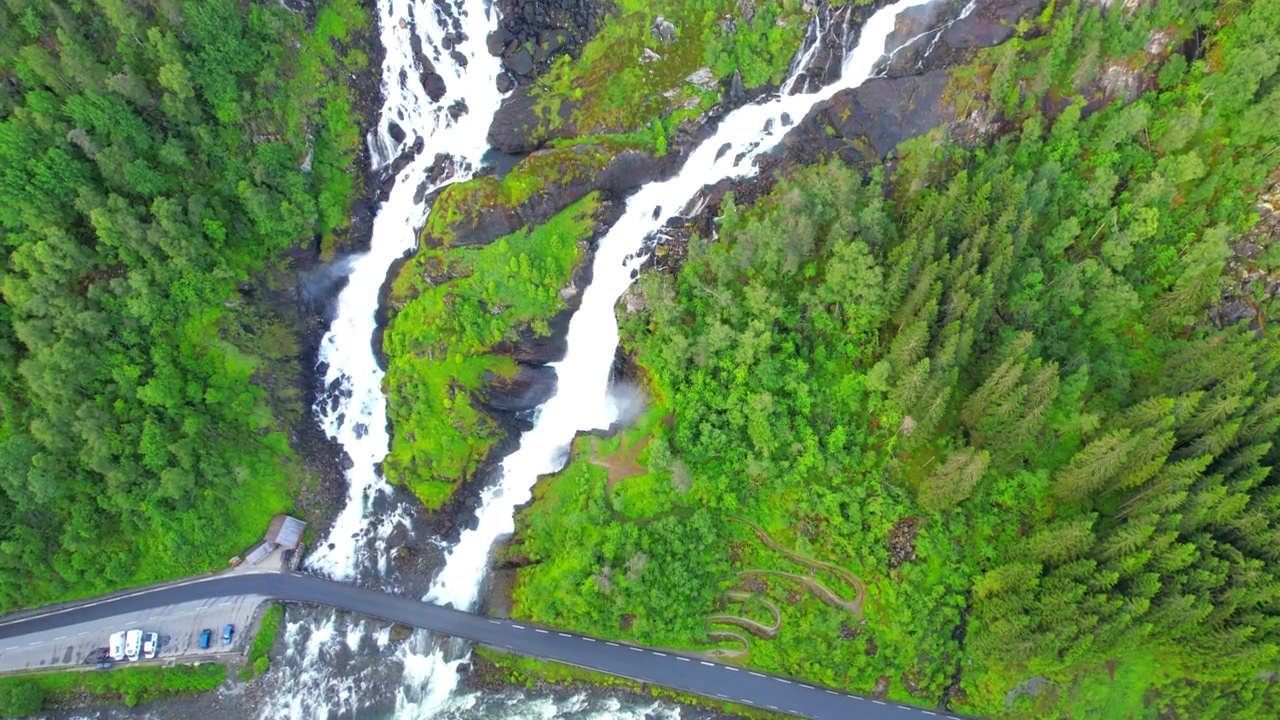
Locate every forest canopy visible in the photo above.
<box><xmin>0</xmin><ymin>0</ymin><xmax>367</xmax><ymax>610</ymax></box>
<box><xmin>506</xmin><ymin>0</ymin><xmax>1280</xmax><ymax>717</ymax></box>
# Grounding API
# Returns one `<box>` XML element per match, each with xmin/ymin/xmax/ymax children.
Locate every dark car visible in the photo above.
<box><xmin>199</xmin><ymin>629</ymin><xmax>212</xmax><ymax>649</ymax></box>
<box><xmin>96</xmin><ymin>661</ymin><xmax>113</xmax><ymax>670</ymax></box>
<box><xmin>222</xmin><ymin>624</ymin><xmax>234</xmax><ymax>645</ymax></box>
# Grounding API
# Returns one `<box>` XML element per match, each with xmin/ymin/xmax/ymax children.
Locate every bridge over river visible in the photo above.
<box><xmin>0</xmin><ymin>572</ymin><xmax>969</xmax><ymax>720</ymax></box>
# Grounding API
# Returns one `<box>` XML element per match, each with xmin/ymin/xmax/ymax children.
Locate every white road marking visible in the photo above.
<box><xmin>923</xmin><ymin>712</ymin><xmax>937</xmax><ymax>716</ymax></box>
<box><xmin>583</xmin><ymin>638</ymin><xmax>596</xmax><ymax>642</ymax></box>
<box><xmin>558</xmin><ymin>633</ymin><xmax>571</xmax><ymax>637</ymax></box>
<box><xmin>800</xmin><ymin>684</ymin><xmax>813</xmax><ymax>689</ymax></box>
<box><xmin>899</xmin><ymin>705</ymin><xmax>911</xmax><ymax>710</ymax></box>
<box><xmin>534</xmin><ymin>629</ymin><xmax>548</xmax><ymax>634</ymax></box>
<box><xmin>488</xmin><ymin>620</ymin><xmax>501</xmax><ymax>625</ymax></box>
<box><xmin>826</xmin><ymin>690</ymin><xmax>837</xmax><ymax>695</ymax></box>
<box><xmin>677</xmin><ymin>657</ymin><xmax>690</xmax><ymax>662</ymax></box>
<box><xmin>873</xmin><ymin>700</ymin><xmax>887</xmax><ymax>705</ymax></box>
<box><xmin>767</xmin><ymin>706</ymin><xmax>778</xmax><ymax>711</ymax></box>
<box><xmin>726</xmin><ymin>667</ymin><xmax>739</xmax><ymax>672</ymax></box>
<box><xmin>3</xmin><ymin>646</ymin><xmax>17</xmax><ymax>651</ymax></box>
<box><xmin>700</xmin><ymin>661</ymin><xmax>714</xmax><ymax>666</ymax></box>
<box><xmin>630</xmin><ymin>647</ymin><xmax>643</xmax><ymax>652</ymax></box>
<box><xmin>716</xmin><ymin>693</ymin><xmax>728</xmax><ymax>699</ymax></box>
<box><xmin>78</xmin><ymin>631</ymin><xmax>90</xmax><ymax>636</ymax></box>
<box><xmin>652</xmin><ymin>652</ymin><xmax>667</xmax><ymax>657</ymax></box>
<box><xmin>27</xmin><ymin>641</ymin><xmax>39</xmax><ymax>646</ymax></box>
<box><xmin>776</xmin><ymin>678</ymin><xmax>792</xmax><ymax>684</ymax></box>
<box><xmin>54</xmin><ymin>636</ymin><xmax>66</xmax><ymax>640</ymax></box>
<box><xmin>606</xmin><ymin>642</ymin><xmax>619</xmax><ymax>647</ymax></box>
<box><xmin>512</xmin><ymin>625</ymin><xmax>525</xmax><ymax>630</ymax></box>
<box><xmin>749</xmin><ymin>671</ymin><xmax>765</xmax><ymax>678</ymax></box>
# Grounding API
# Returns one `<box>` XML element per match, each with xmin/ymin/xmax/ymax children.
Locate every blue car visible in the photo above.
<box><xmin>222</xmin><ymin>624</ymin><xmax>234</xmax><ymax>645</ymax></box>
<box><xmin>199</xmin><ymin>629</ymin><xmax>212</xmax><ymax>649</ymax></box>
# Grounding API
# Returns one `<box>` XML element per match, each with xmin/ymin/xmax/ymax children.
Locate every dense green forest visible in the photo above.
<box><xmin>0</xmin><ymin>0</ymin><xmax>368</xmax><ymax>610</ymax></box>
<box><xmin>504</xmin><ymin>0</ymin><xmax>1280</xmax><ymax>717</ymax></box>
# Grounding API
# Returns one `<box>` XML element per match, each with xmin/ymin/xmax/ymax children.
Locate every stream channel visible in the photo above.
<box><xmin>256</xmin><ymin>0</ymin><xmax>967</xmax><ymax>717</ymax></box>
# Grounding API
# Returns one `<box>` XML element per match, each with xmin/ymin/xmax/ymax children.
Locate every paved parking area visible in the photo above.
<box><xmin>0</xmin><ymin>594</ymin><xmax>269</xmax><ymax>673</ymax></box>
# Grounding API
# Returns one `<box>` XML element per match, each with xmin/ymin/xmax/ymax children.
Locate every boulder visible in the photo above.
<box><xmin>651</xmin><ymin>16</ymin><xmax>677</xmax><ymax>44</ymax></box>
<box><xmin>504</xmin><ymin>47</ymin><xmax>535</xmax><ymax>76</ymax></box>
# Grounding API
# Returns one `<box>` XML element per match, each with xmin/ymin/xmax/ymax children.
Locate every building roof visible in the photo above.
<box><xmin>265</xmin><ymin>514</ymin><xmax>306</xmax><ymax>550</ymax></box>
<box><xmin>244</xmin><ymin>541</ymin><xmax>273</xmax><ymax>566</ymax></box>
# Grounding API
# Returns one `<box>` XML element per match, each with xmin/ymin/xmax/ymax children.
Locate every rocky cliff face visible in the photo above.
<box><xmin>781</xmin><ymin>0</ymin><xmax>1045</xmax><ymax>169</ymax></box>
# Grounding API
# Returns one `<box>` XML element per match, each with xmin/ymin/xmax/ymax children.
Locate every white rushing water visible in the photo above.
<box><xmin>426</xmin><ymin>0</ymin><xmax>943</xmax><ymax>612</ymax></box>
<box><xmin>274</xmin><ymin>0</ymin><xmax>969</xmax><ymax>717</ymax></box>
<box><xmin>264</xmin><ymin>0</ymin><xmax>504</xmax><ymax>715</ymax></box>
<box><xmin>308</xmin><ymin>0</ymin><xmax>504</xmax><ymax>583</ymax></box>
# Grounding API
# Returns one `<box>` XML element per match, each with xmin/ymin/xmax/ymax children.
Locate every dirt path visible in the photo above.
<box><xmin>731</xmin><ymin>518</ymin><xmax>866</xmax><ymax>616</ymax></box>
<box><xmin>706</xmin><ymin>591</ymin><xmax>782</xmax><ymax>640</ymax></box>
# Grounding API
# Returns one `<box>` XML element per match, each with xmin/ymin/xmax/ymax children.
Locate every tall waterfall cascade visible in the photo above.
<box><xmin>268</xmin><ymin>0</ymin><xmax>973</xmax><ymax>717</ymax></box>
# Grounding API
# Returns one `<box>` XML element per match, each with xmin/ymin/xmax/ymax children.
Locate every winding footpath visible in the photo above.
<box><xmin>0</xmin><ymin>571</ymin><xmax>972</xmax><ymax>720</ymax></box>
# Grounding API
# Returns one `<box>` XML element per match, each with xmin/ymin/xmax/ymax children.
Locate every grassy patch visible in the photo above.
<box><xmin>240</xmin><ymin>603</ymin><xmax>285</xmax><ymax>680</ymax></box>
<box><xmin>383</xmin><ymin>195</ymin><xmax>601</xmax><ymax>509</ymax></box>
<box><xmin>524</xmin><ymin>0</ymin><xmax>818</xmax><ymax>145</ymax></box>
<box><xmin>0</xmin><ymin>664</ymin><xmax>225</xmax><ymax>715</ymax></box>
<box><xmin>422</xmin><ymin>144</ymin><xmax>617</xmax><ymax>244</ymax></box>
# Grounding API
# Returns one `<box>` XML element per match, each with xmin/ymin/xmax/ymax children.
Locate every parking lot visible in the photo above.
<box><xmin>0</xmin><ymin>593</ymin><xmax>269</xmax><ymax>673</ymax></box>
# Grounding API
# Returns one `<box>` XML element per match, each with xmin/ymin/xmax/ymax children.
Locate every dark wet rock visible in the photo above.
<box><xmin>386</xmin><ymin>135</ymin><xmax>425</xmax><ymax>179</ymax></box>
<box><xmin>777</xmin><ymin>0</ymin><xmax>1048</xmax><ymax>170</ymax></box>
<box><xmin>882</xmin><ymin>0</ymin><xmax>1046</xmax><ymax>78</ymax></box>
<box><xmin>487</xmin><ymin>86</ymin><xmax>579</xmax><ymax>154</ymax></box>
<box><xmin>496</xmin><ymin>71</ymin><xmax>516</xmax><ymax>93</ymax></box>
<box><xmin>447</xmin><ymin>99</ymin><xmax>469</xmax><ymax>121</ymax></box>
<box><xmin>493</xmin><ymin>0</ymin><xmax>608</xmax><ymax>84</ymax></box>
<box><xmin>505</xmin><ymin>47</ymin><xmax>535</xmax><ymax>76</ymax></box>
<box><xmin>423</xmin><ymin>70</ymin><xmax>447</xmax><ymax>103</ymax></box>
<box><xmin>944</xmin><ymin>0</ymin><xmax>1045</xmax><ymax>49</ymax></box>
<box><xmin>480</xmin><ymin>364</ymin><xmax>559</xmax><ymax>413</ymax></box>
<box><xmin>534</xmin><ymin>28</ymin><xmax>570</xmax><ymax>62</ymax></box>
<box><xmin>782</xmin><ymin>69</ymin><xmax>954</xmax><ymax>167</ymax></box>
<box><xmin>387</xmin><ymin>121</ymin><xmax>406</xmax><ymax>146</ymax></box>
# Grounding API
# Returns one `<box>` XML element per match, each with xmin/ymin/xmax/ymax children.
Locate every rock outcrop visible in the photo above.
<box><xmin>781</xmin><ymin>0</ymin><xmax>1047</xmax><ymax>169</ymax></box>
<box><xmin>492</xmin><ymin>0</ymin><xmax>609</xmax><ymax>86</ymax></box>
<box><xmin>423</xmin><ymin>146</ymin><xmax>677</xmax><ymax>248</ymax></box>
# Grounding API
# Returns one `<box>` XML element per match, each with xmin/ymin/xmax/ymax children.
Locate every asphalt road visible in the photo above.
<box><xmin>0</xmin><ymin>573</ymin><xmax>967</xmax><ymax>720</ymax></box>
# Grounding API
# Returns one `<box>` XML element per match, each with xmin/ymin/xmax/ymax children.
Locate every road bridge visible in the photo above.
<box><xmin>0</xmin><ymin>572</ymin><xmax>968</xmax><ymax>720</ymax></box>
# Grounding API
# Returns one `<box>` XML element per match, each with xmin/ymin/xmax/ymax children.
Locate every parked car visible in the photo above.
<box><xmin>222</xmin><ymin>624</ymin><xmax>234</xmax><ymax>645</ymax></box>
<box><xmin>142</xmin><ymin>632</ymin><xmax>158</xmax><ymax>659</ymax></box>
<box><xmin>199</xmin><ymin>629</ymin><xmax>212</xmax><ymax>649</ymax></box>
<box><xmin>108</xmin><ymin>631</ymin><xmax>125</xmax><ymax>661</ymax></box>
<box><xmin>124</xmin><ymin>629</ymin><xmax>142</xmax><ymax>662</ymax></box>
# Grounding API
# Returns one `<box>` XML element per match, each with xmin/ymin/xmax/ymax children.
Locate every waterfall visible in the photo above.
<box><xmin>425</xmin><ymin>0</ymin><xmax>940</xmax><ymax>614</ymax></box>
<box><xmin>265</xmin><ymin>0</ymin><xmax>967</xmax><ymax>717</ymax></box>
<box><xmin>261</xmin><ymin>0</ymin><xmax>504</xmax><ymax>715</ymax></box>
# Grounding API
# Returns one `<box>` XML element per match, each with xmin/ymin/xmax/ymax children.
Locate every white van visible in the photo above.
<box><xmin>142</xmin><ymin>632</ymin><xmax>158</xmax><ymax>659</ymax></box>
<box><xmin>108</xmin><ymin>631</ymin><xmax>125</xmax><ymax>661</ymax></box>
<box><xmin>124</xmin><ymin>629</ymin><xmax>142</xmax><ymax>661</ymax></box>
